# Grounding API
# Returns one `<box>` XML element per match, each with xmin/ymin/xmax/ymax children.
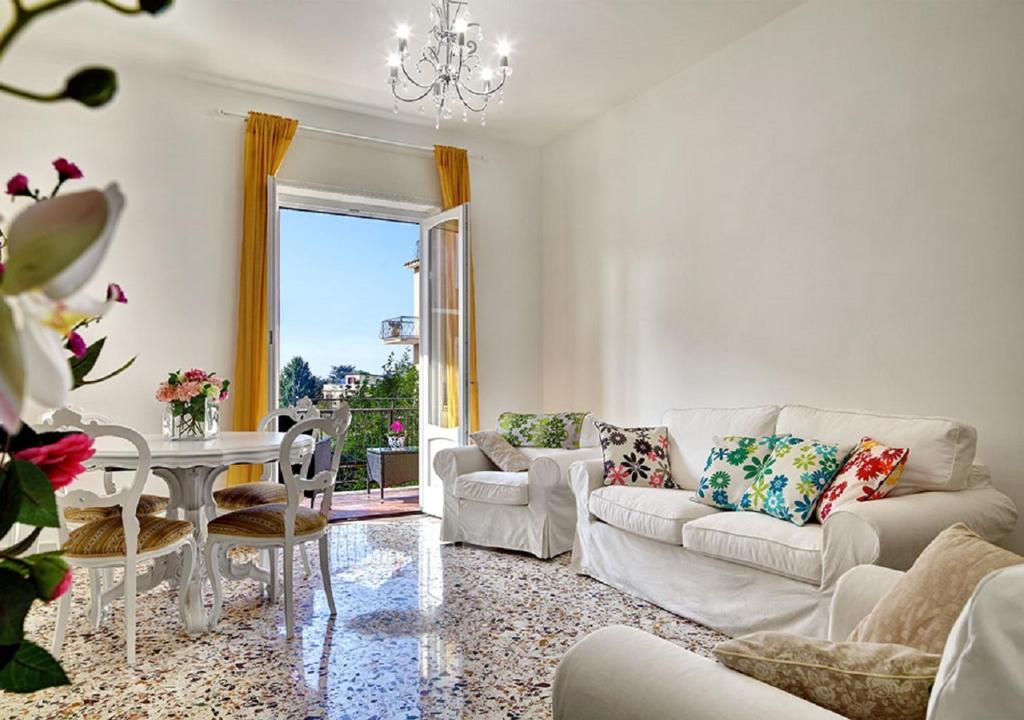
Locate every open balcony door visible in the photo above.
<box><xmin>419</xmin><ymin>204</ymin><xmax>470</xmax><ymax>517</ymax></box>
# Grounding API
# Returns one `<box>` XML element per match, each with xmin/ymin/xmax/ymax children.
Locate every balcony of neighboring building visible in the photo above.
<box><xmin>380</xmin><ymin>315</ymin><xmax>419</xmax><ymax>345</ymax></box>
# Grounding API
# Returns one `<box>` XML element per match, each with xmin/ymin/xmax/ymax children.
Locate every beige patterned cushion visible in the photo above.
<box><xmin>207</xmin><ymin>504</ymin><xmax>327</xmax><ymax>538</ymax></box>
<box><xmin>63</xmin><ymin>515</ymin><xmax>194</xmax><ymax>558</ymax></box>
<box><xmin>849</xmin><ymin>523</ymin><xmax>1023</xmax><ymax>653</ymax></box>
<box><xmin>470</xmin><ymin>431</ymin><xmax>531</xmax><ymax>472</ymax></box>
<box><xmin>213</xmin><ymin>482</ymin><xmax>288</xmax><ymax>510</ymax></box>
<box><xmin>714</xmin><ymin>632</ymin><xmax>941</xmax><ymax>720</ymax></box>
<box><xmin>64</xmin><ymin>494</ymin><xmax>169</xmax><ymax>524</ymax></box>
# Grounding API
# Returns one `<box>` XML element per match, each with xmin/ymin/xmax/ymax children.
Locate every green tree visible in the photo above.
<box><xmin>327</xmin><ymin>364</ymin><xmax>356</xmax><ymax>384</ymax></box>
<box><xmin>279</xmin><ymin>356</ymin><xmax>323</xmax><ymax>407</ymax></box>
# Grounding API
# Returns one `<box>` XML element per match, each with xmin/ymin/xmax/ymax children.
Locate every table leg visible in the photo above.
<box><xmin>153</xmin><ymin>465</ymin><xmax>226</xmax><ymax>634</ymax></box>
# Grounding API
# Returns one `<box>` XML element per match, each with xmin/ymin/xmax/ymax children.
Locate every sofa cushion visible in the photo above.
<box><xmin>693</xmin><ymin>434</ymin><xmax>787</xmax><ymax>510</ymax></box>
<box><xmin>682</xmin><ymin>512</ymin><xmax>823</xmax><ymax>584</ymax></box>
<box><xmin>740</xmin><ymin>438</ymin><xmax>849</xmax><ymax>526</ymax></box>
<box><xmin>495</xmin><ymin>411</ymin><xmax>591</xmax><ymax>449</ymax></box>
<box><xmin>662</xmin><ymin>406</ymin><xmax>780</xmax><ymax>490</ymax></box>
<box><xmin>589</xmin><ymin>486</ymin><xmax>719</xmax><ymax>545</ymax></box>
<box><xmin>776</xmin><ymin>406</ymin><xmax>977</xmax><ymax>492</ymax></box>
<box><xmin>470</xmin><ymin>430</ymin><xmax>531</xmax><ymax>472</ymax></box>
<box><xmin>596</xmin><ymin>422</ymin><xmax>674</xmax><ymax>488</ymax></box>
<box><xmin>454</xmin><ymin>471</ymin><xmax>529</xmax><ymax>506</ymax></box>
<box><xmin>817</xmin><ymin>437</ymin><xmax>909</xmax><ymax>522</ymax></box>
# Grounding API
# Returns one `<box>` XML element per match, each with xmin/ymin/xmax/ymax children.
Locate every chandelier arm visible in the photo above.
<box><xmin>459</xmin><ymin>72</ymin><xmax>507</xmax><ymax>98</ymax></box>
<box><xmin>453</xmin><ymin>81</ymin><xmax>487</xmax><ymax>113</ymax></box>
<box><xmin>400</xmin><ymin>59</ymin><xmax>436</xmax><ymax>90</ymax></box>
<box><xmin>392</xmin><ymin>83</ymin><xmax>435</xmax><ymax>103</ymax></box>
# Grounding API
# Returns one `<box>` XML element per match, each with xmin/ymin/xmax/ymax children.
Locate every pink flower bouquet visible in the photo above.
<box><xmin>157</xmin><ymin>369</ymin><xmax>230</xmax><ymax>440</ymax></box>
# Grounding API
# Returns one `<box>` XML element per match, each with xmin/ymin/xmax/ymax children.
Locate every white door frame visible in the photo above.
<box><xmin>418</xmin><ymin>203</ymin><xmax>471</xmax><ymax>517</ymax></box>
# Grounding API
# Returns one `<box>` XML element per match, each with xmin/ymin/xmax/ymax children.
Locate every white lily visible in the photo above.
<box><xmin>0</xmin><ymin>184</ymin><xmax>125</xmax><ymax>431</ymax></box>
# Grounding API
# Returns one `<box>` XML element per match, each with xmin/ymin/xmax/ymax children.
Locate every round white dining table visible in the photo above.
<box><xmin>90</xmin><ymin>431</ymin><xmax>313</xmax><ymax>633</ymax></box>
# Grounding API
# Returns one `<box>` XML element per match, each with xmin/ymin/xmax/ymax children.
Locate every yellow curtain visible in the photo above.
<box><xmin>227</xmin><ymin>111</ymin><xmax>299</xmax><ymax>486</ymax></box>
<box><xmin>434</xmin><ymin>145</ymin><xmax>479</xmax><ymax>432</ymax></box>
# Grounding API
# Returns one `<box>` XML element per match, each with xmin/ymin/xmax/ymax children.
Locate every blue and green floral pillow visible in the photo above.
<box><xmin>739</xmin><ymin>437</ymin><xmax>851</xmax><ymax>526</ymax></box>
<box><xmin>496</xmin><ymin>411</ymin><xmax>589</xmax><ymax>449</ymax></box>
<box><xmin>692</xmin><ymin>434</ymin><xmax>793</xmax><ymax>510</ymax></box>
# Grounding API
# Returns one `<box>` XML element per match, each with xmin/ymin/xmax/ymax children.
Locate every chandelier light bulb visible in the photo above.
<box><xmin>496</xmin><ymin>39</ymin><xmax>511</xmax><ymax>57</ymax></box>
<box><xmin>395</xmin><ymin>23</ymin><xmax>411</xmax><ymax>39</ymax></box>
<box><xmin>387</xmin><ymin>52</ymin><xmax>401</xmax><ymax>68</ymax></box>
<box><xmin>453</xmin><ymin>18</ymin><xmax>469</xmax><ymax>34</ymax></box>
<box><xmin>480</xmin><ymin>67</ymin><xmax>494</xmax><ymax>82</ymax></box>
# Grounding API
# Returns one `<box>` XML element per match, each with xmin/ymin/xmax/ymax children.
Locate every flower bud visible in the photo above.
<box><xmin>62</xmin><ymin>67</ymin><xmax>117</xmax><ymax>108</ymax></box>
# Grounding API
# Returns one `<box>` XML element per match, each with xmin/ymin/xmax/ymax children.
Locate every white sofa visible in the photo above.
<box><xmin>434</xmin><ymin>415</ymin><xmax>602</xmax><ymax>559</ymax></box>
<box><xmin>569</xmin><ymin>405</ymin><xmax>1017</xmax><ymax>636</ymax></box>
<box><xmin>552</xmin><ymin>563</ymin><xmax>1024</xmax><ymax>720</ymax></box>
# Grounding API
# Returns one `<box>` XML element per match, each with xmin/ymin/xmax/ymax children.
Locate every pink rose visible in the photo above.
<box><xmin>50</xmin><ymin>567</ymin><xmax>74</xmax><ymax>601</ymax></box>
<box><xmin>14</xmin><ymin>433</ymin><xmax>95</xmax><ymax>490</ymax></box>
<box><xmin>106</xmin><ymin>283</ymin><xmax>127</xmax><ymax>303</ymax></box>
<box><xmin>6</xmin><ymin>173</ymin><xmax>32</xmax><ymax>197</ymax></box>
<box><xmin>66</xmin><ymin>331</ymin><xmax>87</xmax><ymax>359</ymax></box>
<box><xmin>183</xmin><ymin>369</ymin><xmax>209</xmax><ymax>382</ymax></box>
<box><xmin>155</xmin><ymin>382</ymin><xmax>175</xmax><ymax>402</ymax></box>
<box><xmin>52</xmin><ymin>157</ymin><xmax>83</xmax><ymax>182</ymax></box>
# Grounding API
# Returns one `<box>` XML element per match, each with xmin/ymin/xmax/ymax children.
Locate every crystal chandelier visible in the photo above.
<box><xmin>387</xmin><ymin>0</ymin><xmax>511</xmax><ymax>128</ymax></box>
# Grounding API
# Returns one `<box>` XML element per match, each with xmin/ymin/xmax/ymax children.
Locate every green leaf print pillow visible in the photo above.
<box><xmin>691</xmin><ymin>434</ymin><xmax>794</xmax><ymax>511</ymax></box>
<box><xmin>739</xmin><ymin>437</ymin><xmax>851</xmax><ymax>526</ymax></box>
<box><xmin>495</xmin><ymin>412</ymin><xmax>589</xmax><ymax>449</ymax></box>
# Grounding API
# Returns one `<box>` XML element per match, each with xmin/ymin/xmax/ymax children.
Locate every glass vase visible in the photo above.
<box><xmin>163</xmin><ymin>396</ymin><xmax>219</xmax><ymax>440</ymax></box>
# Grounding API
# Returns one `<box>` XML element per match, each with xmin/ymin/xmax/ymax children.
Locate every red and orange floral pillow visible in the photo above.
<box><xmin>817</xmin><ymin>437</ymin><xmax>910</xmax><ymax>522</ymax></box>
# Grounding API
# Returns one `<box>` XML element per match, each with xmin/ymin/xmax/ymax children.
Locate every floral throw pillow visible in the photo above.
<box><xmin>596</xmin><ymin>422</ymin><xmax>674</xmax><ymax>488</ymax></box>
<box><xmin>740</xmin><ymin>437</ymin><xmax>849</xmax><ymax>526</ymax></box>
<box><xmin>496</xmin><ymin>411</ymin><xmax>589</xmax><ymax>449</ymax></box>
<box><xmin>692</xmin><ymin>434</ymin><xmax>791</xmax><ymax>510</ymax></box>
<box><xmin>816</xmin><ymin>437</ymin><xmax>910</xmax><ymax>522</ymax></box>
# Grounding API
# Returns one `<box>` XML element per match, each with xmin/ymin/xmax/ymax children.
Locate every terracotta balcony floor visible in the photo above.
<box><xmin>324</xmin><ymin>486</ymin><xmax>421</xmax><ymax>522</ymax></box>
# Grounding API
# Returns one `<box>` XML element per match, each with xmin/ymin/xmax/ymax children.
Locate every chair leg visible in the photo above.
<box><xmin>268</xmin><ymin>548</ymin><xmax>279</xmax><ymax>603</ymax></box>
<box><xmin>205</xmin><ymin>540</ymin><xmax>224</xmax><ymax>630</ymax></box>
<box><xmin>124</xmin><ymin>560</ymin><xmax>137</xmax><ymax>666</ymax></box>
<box><xmin>87</xmin><ymin>569</ymin><xmax>103</xmax><ymax>630</ymax></box>
<box><xmin>283</xmin><ymin>544</ymin><xmax>295</xmax><ymax>639</ymax></box>
<box><xmin>51</xmin><ymin>582</ymin><xmax>72</xmax><ymax>660</ymax></box>
<box><xmin>178</xmin><ymin>540</ymin><xmax>196</xmax><ymax>628</ymax></box>
<box><xmin>300</xmin><ymin>543</ymin><xmax>313</xmax><ymax>577</ymax></box>
<box><xmin>318</xmin><ymin>535</ymin><xmax>336</xmax><ymax>616</ymax></box>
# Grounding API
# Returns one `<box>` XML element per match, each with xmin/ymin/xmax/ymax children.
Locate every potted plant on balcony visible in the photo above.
<box><xmin>387</xmin><ymin>420</ymin><xmax>406</xmax><ymax>450</ymax></box>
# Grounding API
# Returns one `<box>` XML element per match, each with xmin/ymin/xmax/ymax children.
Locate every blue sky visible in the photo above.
<box><xmin>279</xmin><ymin>209</ymin><xmax>418</xmax><ymax>379</ymax></box>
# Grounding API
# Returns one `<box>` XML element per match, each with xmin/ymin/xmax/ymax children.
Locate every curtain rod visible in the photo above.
<box><xmin>216</xmin><ymin>109</ymin><xmax>485</xmax><ymax>160</ymax></box>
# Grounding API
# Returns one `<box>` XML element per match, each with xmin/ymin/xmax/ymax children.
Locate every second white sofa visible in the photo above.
<box><xmin>569</xmin><ymin>405</ymin><xmax>1017</xmax><ymax>636</ymax></box>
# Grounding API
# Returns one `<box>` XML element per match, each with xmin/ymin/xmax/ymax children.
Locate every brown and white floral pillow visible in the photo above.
<box><xmin>595</xmin><ymin>422</ymin><xmax>674</xmax><ymax>488</ymax></box>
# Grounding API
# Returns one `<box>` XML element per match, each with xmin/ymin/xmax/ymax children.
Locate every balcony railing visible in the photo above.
<box><xmin>318</xmin><ymin>398</ymin><xmax>418</xmax><ymax>491</ymax></box>
<box><xmin>380</xmin><ymin>315</ymin><xmax>419</xmax><ymax>344</ymax></box>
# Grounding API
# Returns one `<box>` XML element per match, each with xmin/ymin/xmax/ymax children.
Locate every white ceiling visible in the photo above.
<box><xmin>6</xmin><ymin>0</ymin><xmax>801</xmax><ymax>146</ymax></box>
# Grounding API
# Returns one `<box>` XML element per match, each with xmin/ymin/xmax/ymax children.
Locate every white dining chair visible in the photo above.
<box><xmin>204</xmin><ymin>406</ymin><xmax>351</xmax><ymax>638</ymax></box>
<box><xmin>49</xmin><ymin>408</ymin><xmax>196</xmax><ymax>666</ymax></box>
<box><xmin>211</xmin><ymin>396</ymin><xmax>321</xmax><ymax>582</ymax></box>
<box><xmin>41</xmin><ymin>406</ymin><xmax>170</xmax><ymax>630</ymax></box>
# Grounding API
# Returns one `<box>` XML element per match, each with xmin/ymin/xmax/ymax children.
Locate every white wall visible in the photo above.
<box><xmin>0</xmin><ymin>57</ymin><xmax>542</xmax><ymax>433</ymax></box>
<box><xmin>541</xmin><ymin>0</ymin><xmax>1024</xmax><ymax>550</ymax></box>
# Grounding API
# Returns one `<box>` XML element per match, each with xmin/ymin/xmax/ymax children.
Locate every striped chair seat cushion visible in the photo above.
<box><xmin>63</xmin><ymin>515</ymin><xmax>194</xmax><ymax>558</ymax></box>
<box><xmin>64</xmin><ymin>494</ymin><xmax>169</xmax><ymax>524</ymax></box>
<box><xmin>213</xmin><ymin>482</ymin><xmax>288</xmax><ymax>510</ymax></box>
<box><xmin>207</xmin><ymin>504</ymin><xmax>327</xmax><ymax>538</ymax></box>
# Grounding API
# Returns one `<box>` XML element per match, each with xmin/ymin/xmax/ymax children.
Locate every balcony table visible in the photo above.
<box><xmin>89</xmin><ymin>431</ymin><xmax>313</xmax><ymax>633</ymax></box>
<box><xmin>366</xmin><ymin>446</ymin><xmax>419</xmax><ymax>501</ymax></box>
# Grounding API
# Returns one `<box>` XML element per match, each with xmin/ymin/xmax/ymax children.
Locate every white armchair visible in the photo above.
<box><xmin>553</xmin><ymin>563</ymin><xmax>1024</xmax><ymax>719</ymax></box>
<box><xmin>434</xmin><ymin>426</ymin><xmax>601</xmax><ymax>559</ymax></box>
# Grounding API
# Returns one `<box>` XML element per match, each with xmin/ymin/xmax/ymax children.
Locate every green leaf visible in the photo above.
<box><xmin>0</xmin><ymin>300</ymin><xmax>25</xmax><ymax>429</ymax></box>
<box><xmin>0</xmin><ymin>465</ymin><xmax>23</xmax><ymax>540</ymax></box>
<box><xmin>10</xmin><ymin>461</ymin><xmax>58</xmax><ymax>528</ymax></box>
<box><xmin>69</xmin><ymin>336</ymin><xmax>105</xmax><ymax>387</ymax></box>
<box><xmin>1</xmin><ymin>526</ymin><xmax>41</xmax><ymax>559</ymax></box>
<box><xmin>79</xmin><ymin>354</ymin><xmax>136</xmax><ymax>387</ymax></box>
<box><xmin>0</xmin><ymin>640</ymin><xmax>70</xmax><ymax>693</ymax></box>
<box><xmin>0</xmin><ymin>569</ymin><xmax>35</xmax><ymax>645</ymax></box>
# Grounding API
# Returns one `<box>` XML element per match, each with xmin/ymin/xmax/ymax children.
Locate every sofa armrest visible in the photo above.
<box><xmin>568</xmin><ymin>459</ymin><xmax>605</xmax><ymax>516</ymax></box>
<box><xmin>824</xmin><ymin>486</ymin><xmax>1018</xmax><ymax>579</ymax></box>
<box><xmin>530</xmin><ymin>448</ymin><xmax>603</xmax><ymax>491</ymax></box>
<box><xmin>553</xmin><ymin>625</ymin><xmax>843</xmax><ymax>720</ymax></box>
<box><xmin>827</xmin><ymin>565</ymin><xmax>904</xmax><ymax>641</ymax></box>
<box><xmin>433</xmin><ymin>446</ymin><xmax>496</xmax><ymax>486</ymax></box>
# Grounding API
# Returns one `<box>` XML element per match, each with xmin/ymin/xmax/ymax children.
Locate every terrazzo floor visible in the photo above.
<box><xmin>4</xmin><ymin>516</ymin><xmax>725</xmax><ymax>720</ymax></box>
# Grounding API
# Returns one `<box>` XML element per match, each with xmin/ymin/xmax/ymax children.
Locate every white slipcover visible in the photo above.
<box><xmin>554</xmin><ymin>564</ymin><xmax>1024</xmax><ymax>720</ymax></box>
<box><xmin>588</xmin><ymin>486</ymin><xmax>718</xmax><ymax>545</ymax></box>
<box><xmin>436</xmin><ymin>444</ymin><xmax>601</xmax><ymax>559</ymax></box>
<box><xmin>683</xmin><ymin>512</ymin><xmax>823</xmax><ymax>585</ymax></box>
<box><xmin>776</xmin><ymin>405</ymin><xmax>978</xmax><ymax>492</ymax></box>
<box><xmin>662</xmin><ymin>406</ymin><xmax>780</xmax><ymax>489</ymax></box>
<box><xmin>570</xmin><ymin>451</ymin><xmax>1016</xmax><ymax>636</ymax></box>
<box><xmin>454</xmin><ymin>471</ymin><xmax>529</xmax><ymax>505</ymax></box>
